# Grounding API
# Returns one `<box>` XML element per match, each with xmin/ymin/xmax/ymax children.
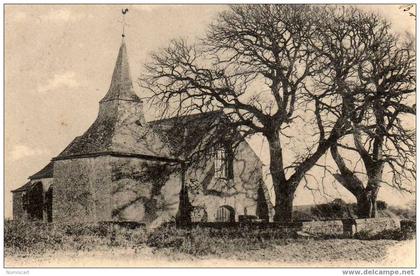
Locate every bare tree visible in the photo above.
<box><xmin>140</xmin><ymin>5</ymin><xmax>370</xmax><ymax>222</ymax></box>
<box><xmin>318</xmin><ymin>9</ymin><xmax>416</xmax><ymax>218</ymax></box>
<box><xmin>399</xmin><ymin>4</ymin><xmax>416</xmax><ymax>18</ymax></box>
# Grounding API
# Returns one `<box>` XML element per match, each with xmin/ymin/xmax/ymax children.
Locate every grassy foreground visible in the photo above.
<box><xmin>4</xmin><ymin>220</ymin><xmax>415</xmax><ymax>267</ymax></box>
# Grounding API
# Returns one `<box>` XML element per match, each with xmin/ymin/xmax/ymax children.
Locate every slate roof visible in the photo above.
<box><xmin>11</xmin><ymin>162</ymin><xmax>54</xmax><ymax>193</ymax></box>
<box><xmin>100</xmin><ymin>40</ymin><xmax>140</xmax><ymax>103</ymax></box>
<box><xmin>11</xmin><ymin>181</ymin><xmax>33</xmax><ymax>193</ymax></box>
<box><xmin>55</xmin><ymin>113</ymin><xmax>174</xmax><ymax>160</ymax></box>
<box><xmin>149</xmin><ymin>111</ymin><xmax>228</xmax><ymax>158</ymax></box>
<box><xmin>29</xmin><ymin>162</ymin><xmax>54</xmax><ymax>180</ymax></box>
<box><xmin>55</xmin><ymin>118</ymin><xmax>116</xmax><ymax>158</ymax></box>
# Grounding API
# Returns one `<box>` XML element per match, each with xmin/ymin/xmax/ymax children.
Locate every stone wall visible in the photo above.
<box><xmin>110</xmin><ymin>100</ymin><xmax>172</xmax><ymax>158</ymax></box>
<box><xmin>12</xmin><ymin>192</ymin><xmax>26</xmax><ymax>221</ymax></box>
<box><xmin>109</xmin><ymin>157</ymin><xmax>181</xmax><ymax>225</ymax></box>
<box><xmin>300</xmin><ymin>218</ymin><xmax>402</xmax><ymax>236</ymax></box>
<box><xmin>353</xmin><ymin>217</ymin><xmax>400</xmax><ymax>234</ymax></box>
<box><xmin>52</xmin><ymin>155</ymin><xmax>181</xmax><ymax>225</ymax></box>
<box><xmin>301</xmin><ymin>220</ymin><xmax>344</xmax><ymax>236</ymax></box>
<box><xmin>52</xmin><ymin>156</ymin><xmax>113</xmax><ymax>223</ymax></box>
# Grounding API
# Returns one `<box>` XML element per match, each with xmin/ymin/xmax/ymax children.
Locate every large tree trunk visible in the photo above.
<box><xmin>358</xmin><ymin>159</ymin><xmax>383</xmax><ymax>218</ymax></box>
<box><xmin>273</xmin><ymin>188</ymin><xmax>295</xmax><ymax>222</ymax></box>
<box><xmin>356</xmin><ymin>187</ymin><xmax>379</xmax><ymax>218</ymax></box>
<box><xmin>267</xmin><ymin>130</ymin><xmax>296</xmax><ymax>222</ymax></box>
<box><xmin>356</xmin><ymin>193</ymin><xmax>373</xmax><ymax>218</ymax></box>
<box><xmin>354</xmin><ymin>100</ymin><xmax>384</xmax><ymax>219</ymax></box>
<box><xmin>356</xmin><ymin>166</ymin><xmax>381</xmax><ymax>218</ymax></box>
<box><xmin>330</xmin><ymin>144</ymin><xmax>383</xmax><ymax>219</ymax></box>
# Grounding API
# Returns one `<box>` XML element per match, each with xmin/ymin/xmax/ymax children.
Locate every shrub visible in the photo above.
<box><xmin>5</xmin><ymin>220</ymin><xmax>64</xmax><ymax>255</ymax></box>
<box><xmin>354</xmin><ymin>229</ymin><xmax>414</xmax><ymax>241</ymax></box>
<box><xmin>376</xmin><ymin>200</ymin><xmax>388</xmax><ymax>210</ymax></box>
<box><xmin>146</xmin><ymin>224</ymin><xmax>298</xmax><ymax>256</ymax></box>
<box><xmin>311</xmin><ymin>200</ymin><xmax>353</xmax><ymax>220</ymax></box>
<box><xmin>146</xmin><ymin>224</ymin><xmax>189</xmax><ymax>248</ymax></box>
<box><xmin>292</xmin><ymin>210</ymin><xmax>313</xmax><ymax>221</ymax></box>
<box><xmin>4</xmin><ymin>219</ymin><xmax>148</xmax><ymax>256</ymax></box>
<box><xmin>401</xmin><ymin>220</ymin><xmax>416</xmax><ymax>233</ymax></box>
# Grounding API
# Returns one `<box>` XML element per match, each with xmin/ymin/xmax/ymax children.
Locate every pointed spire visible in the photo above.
<box><xmin>100</xmin><ymin>41</ymin><xmax>140</xmax><ymax>103</ymax></box>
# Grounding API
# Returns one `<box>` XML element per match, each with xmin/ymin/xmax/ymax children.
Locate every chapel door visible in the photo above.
<box><xmin>215</xmin><ymin>205</ymin><xmax>235</xmax><ymax>222</ymax></box>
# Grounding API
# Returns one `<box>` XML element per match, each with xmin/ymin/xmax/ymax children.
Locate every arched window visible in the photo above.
<box><xmin>215</xmin><ymin>205</ymin><xmax>235</xmax><ymax>222</ymax></box>
<box><xmin>214</xmin><ymin>147</ymin><xmax>226</xmax><ymax>178</ymax></box>
<box><xmin>213</xmin><ymin>144</ymin><xmax>234</xmax><ymax>180</ymax></box>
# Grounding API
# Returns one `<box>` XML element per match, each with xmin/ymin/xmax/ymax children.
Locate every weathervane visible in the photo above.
<box><xmin>120</xmin><ymin>8</ymin><xmax>129</xmax><ymax>38</ymax></box>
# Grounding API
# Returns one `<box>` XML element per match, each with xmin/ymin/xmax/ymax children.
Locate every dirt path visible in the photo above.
<box><xmin>380</xmin><ymin>239</ymin><xmax>416</xmax><ymax>267</ymax></box>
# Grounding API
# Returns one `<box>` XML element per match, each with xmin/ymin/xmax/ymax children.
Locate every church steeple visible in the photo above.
<box><xmin>54</xmin><ymin>10</ymin><xmax>173</xmax><ymax>161</ymax></box>
<box><xmin>100</xmin><ymin>40</ymin><xmax>141</xmax><ymax>103</ymax></box>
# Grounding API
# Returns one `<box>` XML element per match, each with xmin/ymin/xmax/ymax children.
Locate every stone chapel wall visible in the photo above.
<box><xmin>187</xmin><ymin>140</ymin><xmax>265</xmax><ymax>222</ymax></box>
<box><xmin>109</xmin><ymin>157</ymin><xmax>181</xmax><ymax>224</ymax></box>
<box><xmin>52</xmin><ymin>156</ymin><xmax>113</xmax><ymax>223</ymax></box>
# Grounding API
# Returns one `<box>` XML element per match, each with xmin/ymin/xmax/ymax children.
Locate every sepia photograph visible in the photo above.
<box><xmin>3</xmin><ymin>3</ymin><xmax>416</xmax><ymax>269</ymax></box>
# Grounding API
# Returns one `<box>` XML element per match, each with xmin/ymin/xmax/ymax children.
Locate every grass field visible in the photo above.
<box><xmin>4</xmin><ymin>220</ymin><xmax>416</xmax><ymax>267</ymax></box>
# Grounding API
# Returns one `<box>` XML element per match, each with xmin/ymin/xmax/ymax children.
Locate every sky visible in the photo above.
<box><xmin>4</xmin><ymin>4</ymin><xmax>416</xmax><ymax>218</ymax></box>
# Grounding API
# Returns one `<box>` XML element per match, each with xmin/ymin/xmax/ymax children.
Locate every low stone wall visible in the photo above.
<box><xmin>186</xmin><ymin>217</ymin><xmax>401</xmax><ymax>237</ymax></box>
<box><xmin>353</xmin><ymin>217</ymin><xmax>400</xmax><ymax>235</ymax></box>
<box><xmin>300</xmin><ymin>217</ymin><xmax>401</xmax><ymax>236</ymax></box>
<box><xmin>190</xmin><ymin>221</ymin><xmax>302</xmax><ymax>230</ymax></box>
<box><xmin>301</xmin><ymin>220</ymin><xmax>344</xmax><ymax>236</ymax></box>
